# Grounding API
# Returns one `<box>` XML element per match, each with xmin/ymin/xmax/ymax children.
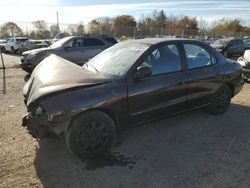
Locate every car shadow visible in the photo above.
<box><xmin>33</xmin><ymin>103</ymin><xmax>250</xmax><ymax>188</ymax></box>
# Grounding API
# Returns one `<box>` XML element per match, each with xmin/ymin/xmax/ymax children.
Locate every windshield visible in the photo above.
<box><xmin>50</xmin><ymin>37</ymin><xmax>73</xmax><ymax>48</ymax></box>
<box><xmin>83</xmin><ymin>42</ymin><xmax>149</xmax><ymax>78</ymax></box>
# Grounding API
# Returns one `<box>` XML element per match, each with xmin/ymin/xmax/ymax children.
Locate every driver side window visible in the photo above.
<box><xmin>65</xmin><ymin>38</ymin><xmax>84</xmax><ymax>48</ymax></box>
<box><xmin>142</xmin><ymin>44</ymin><xmax>181</xmax><ymax>76</ymax></box>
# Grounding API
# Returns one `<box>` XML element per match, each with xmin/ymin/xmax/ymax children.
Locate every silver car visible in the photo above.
<box><xmin>20</xmin><ymin>35</ymin><xmax>117</xmax><ymax>73</ymax></box>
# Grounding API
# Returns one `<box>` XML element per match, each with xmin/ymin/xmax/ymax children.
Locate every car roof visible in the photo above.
<box><xmin>8</xmin><ymin>37</ymin><xmax>28</xmax><ymax>39</ymax></box>
<box><xmin>120</xmin><ymin>38</ymin><xmax>197</xmax><ymax>45</ymax></box>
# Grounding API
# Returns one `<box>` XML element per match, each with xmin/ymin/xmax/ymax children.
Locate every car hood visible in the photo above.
<box><xmin>22</xmin><ymin>47</ymin><xmax>51</xmax><ymax>55</ymax></box>
<box><xmin>23</xmin><ymin>55</ymin><xmax>111</xmax><ymax>105</ymax></box>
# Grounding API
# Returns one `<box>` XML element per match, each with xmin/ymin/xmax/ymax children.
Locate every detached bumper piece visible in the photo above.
<box><xmin>22</xmin><ymin>114</ymin><xmax>49</xmax><ymax>139</ymax></box>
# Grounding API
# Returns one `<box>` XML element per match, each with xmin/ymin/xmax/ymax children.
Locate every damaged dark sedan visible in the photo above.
<box><xmin>22</xmin><ymin>38</ymin><xmax>244</xmax><ymax>159</ymax></box>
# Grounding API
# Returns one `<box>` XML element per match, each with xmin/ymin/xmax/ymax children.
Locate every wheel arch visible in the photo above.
<box><xmin>66</xmin><ymin>108</ymin><xmax>119</xmax><ymax>132</ymax></box>
<box><xmin>225</xmin><ymin>83</ymin><xmax>234</xmax><ymax>98</ymax></box>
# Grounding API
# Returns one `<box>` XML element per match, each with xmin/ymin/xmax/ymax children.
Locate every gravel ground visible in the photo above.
<box><xmin>1</xmin><ymin>67</ymin><xmax>250</xmax><ymax>188</ymax></box>
<box><xmin>0</xmin><ymin>53</ymin><xmax>20</xmax><ymax>69</ymax></box>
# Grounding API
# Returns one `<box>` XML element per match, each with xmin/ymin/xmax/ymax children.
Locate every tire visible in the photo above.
<box><xmin>65</xmin><ymin>111</ymin><xmax>116</xmax><ymax>159</ymax></box>
<box><xmin>11</xmin><ymin>46</ymin><xmax>14</xmax><ymax>53</ymax></box>
<box><xmin>18</xmin><ymin>49</ymin><xmax>22</xmax><ymax>56</ymax></box>
<box><xmin>1</xmin><ymin>46</ymin><xmax>6</xmax><ymax>53</ymax></box>
<box><xmin>207</xmin><ymin>85</ymin><xmax>232</xmax><ymax>115</ymax></box>
<box><xmin>222</xmin><ymin>49</ymin><xmax>229</xmax><ymax>58</ymax></box>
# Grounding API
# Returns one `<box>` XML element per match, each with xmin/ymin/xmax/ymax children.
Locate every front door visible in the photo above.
<box><xmin>57</xmin><ymin>37</ymin><xmax>85</xmax><ymax>65</ymax></box>
<box><xmin>127</xmin><ymin>42</ymin><xmax>188</xmax><ymax>124</ymax></box>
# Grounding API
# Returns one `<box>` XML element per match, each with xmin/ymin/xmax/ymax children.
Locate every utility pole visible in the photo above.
<box><xmin>0</xmin><ymin>48</ymin><xmax>6</xmax><ymax>94</ymax></box>
<box><xmin>57</xmin><ymin>11</ymin><xmax>60</xmax><ymax>34</ymax></box>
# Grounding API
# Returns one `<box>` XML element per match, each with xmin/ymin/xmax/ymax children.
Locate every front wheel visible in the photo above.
<box><xmin>65</xmin><ymin>111</ymin><xmax>116</xmax><ymax>159</ymax></box>
<box><xmin>207</xmin><ymin>85</ymin><xmax>232</xmax><ymax>115</ymax></box>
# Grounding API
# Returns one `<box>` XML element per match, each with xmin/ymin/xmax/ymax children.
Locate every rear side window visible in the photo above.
<box><xmin>84</xmin><ymin>38</ymin><xmax>105</xmax><ymax>46</ymax></box>
<box><xmin>184</xmin><ymin>44</ymin><xmax>216</xmax><ymax>69</ymax></box>
<box><xmin>103</xmin><ymin>37</ymin><xmax>117</xmax><ymax>44</ymax></box>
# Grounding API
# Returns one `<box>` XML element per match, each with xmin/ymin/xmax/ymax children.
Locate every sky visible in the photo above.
<box><xmin>0</xmin><ymin>0</ymin><xmax>249</xmax><ymax>30</ymax></box>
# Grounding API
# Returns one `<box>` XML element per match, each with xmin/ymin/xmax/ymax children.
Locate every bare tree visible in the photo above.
<box><xmin>32</xmin><ymin>20</ymin><xmax>49</xmax><ymax>39</ymax></box>
<box><xmin>0</xmin><ymin>22</ymin><xmax>23</xmax><ymax>38</ymax></box>
<box><xmin>112</xmin><ymin>15</ymin><xmax>136</xmax><ymax>37</ymax></box>
<box><xmin>50</xmin><ymin>24</ymin><xmax>58</xmax><ymax>37</ymax></box>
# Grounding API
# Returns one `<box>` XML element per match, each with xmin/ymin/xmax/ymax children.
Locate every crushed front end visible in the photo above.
<box><xmin>22</xmin><ymin>102</ymin><xmax>51</xmax><ymax>139</ymax></box>
<box><xmin>22</xmin><ymin>101</ymin><xmax>70</xmax><ymax>140</ymax></box>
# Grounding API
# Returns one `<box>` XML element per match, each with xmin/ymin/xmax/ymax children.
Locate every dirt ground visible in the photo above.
<box><xmin>1</xmin><ymin>67</ymin><xmax>250</xmax><ymax>188</ymax></box>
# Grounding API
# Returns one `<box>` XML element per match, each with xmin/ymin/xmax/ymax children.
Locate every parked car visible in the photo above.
<box><xmin>237</xmin><ymin>48</ymin><xmax>250</xmax><ymax>81</ymax></box>
<box><xmin>0</xmin><ymin>39</ymin><xmax>7</xmax><ymax>44</ymax></box>
<box><xmin>19</xmin><ymin>40</ymin><xmax>49</xmax><ymax>55</ymax></box>
<box><xmin>211</xmin><ymin>38</ymin><xmax>248</xmax><ymax>58</ymax></box>
<box><xmin>0</xmin><ymin>37</ymin><xmax>28</xmax><ymax>53</ymax></box>
<box><xmin>20</xmin><ymin>35</ymin><xmax>117</xmax><ymax>73</ymax></box>
<box><xmin>22</xmin><ymin>38</ymin><xmax>244</xmax><ymax>159</ymax></box>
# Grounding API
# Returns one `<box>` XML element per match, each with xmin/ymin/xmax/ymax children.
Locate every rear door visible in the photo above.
<box><xmin>127</xmin><ymin>42</ymin><xmax>188</xmax><ymax>124</ymax></box>
<box><xmin>182</xmin><ymin>42</ymin><xmax>222</xmax><ymax>107</ymax></box>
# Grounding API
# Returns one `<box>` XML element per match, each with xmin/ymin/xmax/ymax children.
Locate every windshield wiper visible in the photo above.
<box><xmin>90</xmin><ymin>64</ymin><xmax>99</xmax><ymax>73</ymax></box>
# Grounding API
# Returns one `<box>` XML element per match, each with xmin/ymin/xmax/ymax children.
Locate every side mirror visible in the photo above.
<box><xmin>134</xmin><ymin>66</ymin><xmax>152</xmax><ymax>80</ymax></box>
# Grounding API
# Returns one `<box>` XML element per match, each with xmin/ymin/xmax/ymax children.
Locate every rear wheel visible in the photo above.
<box><xmin>11</xmin><ymin>46</ymin><xmax>15</xmax><ymax>53</ymax></box>
<box><xmin>1</xmin><ymin>46</ymin><xmax>6</xmax><ymax>53</ymax></box>
<box><xmin>222</xmin><ymin>48</ymin><xmax>229</xmax><ymax>58</ymax></box>
<box><xmin>207</xmin><ymin>85</ymin><xmax>232</xmax><ymax>115</ymax></box>
<box><xmin>17</xmin><ymin>48</ymin><xmax>22</xmax><ymax>55</ymax></box>
<box><xmin>65</xmin><ymin>111</ymin><xmax>116</xmax><ymax>159</ymax></box>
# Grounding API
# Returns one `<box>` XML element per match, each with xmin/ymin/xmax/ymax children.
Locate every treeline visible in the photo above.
<box><xmin>0</xmin><ymin>10</ymin><xmax>250</xmax><ymax>39</ymax></box>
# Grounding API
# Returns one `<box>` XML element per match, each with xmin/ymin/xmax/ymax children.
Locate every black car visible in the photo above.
<box><xmin>211</xmin><ymin>38</ymin><xmax>249</xmax><ymax>58</ymax></box>
<box><xmin>22</xmin><ymin>38</ymin><xmax>244</xmax><ymax>159</ymax></box>
<box><xmin>20</xmin><ymin>35</ymin><xmax>117</xmax><ymax>73</ymax></box>
<box><xmin>237</xmin><ymin>49</ymin><xmax>250</xmax><ymax>81</ymax></box>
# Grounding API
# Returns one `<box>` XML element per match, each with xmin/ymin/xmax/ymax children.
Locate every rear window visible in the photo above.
<box><xmin>84</xmin><ymin>38</ymin><xmax>105</xmax><ymax>46</ymax></box>
<box><xmin>16</xmin><ymin>38</ymin><xmax>28</xmax><ymax>42</ymax></box>
<box><xmin>103</xmin><ymin>37</ymin><xmax>118</xmax><ymax>45</ymax></box>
